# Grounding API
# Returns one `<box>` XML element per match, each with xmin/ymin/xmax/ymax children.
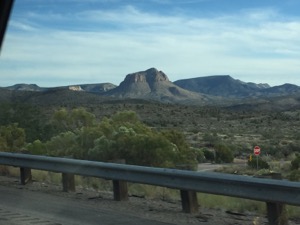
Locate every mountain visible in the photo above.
<box><xmin>103</xmin><ymin>68</ymin><xmax>217</xmax><ymax>104</ymax></box>
<box><xmin>6</xmin><ymin>83</ymin><xmax>46</xmax><ymax>92</ymax></box>
<box><xmin>5</xmin><ymin>83</ymin><xmax>117</xmax><ymax>94</ymax></box>
<box><xmin>174</xmin><ymin>75</ymin><xmax>270</xmax><ymax>98</ymax></box>
<box><xmin>2</xmin><ymin>69</ymin><xmax>300</xmax><ymax>107</ymax></box>
<box><xmin>174</xmin><ymin>75</ymin><xmax>300</xmax><ymax>98</ymax></box>
<box><xmin>260</xmin><ymin>83</ymin><xmax>300</xmax><ymax>95</ymax></box>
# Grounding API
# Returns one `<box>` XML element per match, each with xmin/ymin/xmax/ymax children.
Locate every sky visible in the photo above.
<box><xmin>0</xmin><ymin>0</ymin><xmax>300</xmax><ymax>87</ymax></box>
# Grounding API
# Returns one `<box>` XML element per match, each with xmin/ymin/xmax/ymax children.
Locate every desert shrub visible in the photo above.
<box><xmin>247</xmin><ymin>156</ymin><xmax>270</xmax><ymax>169</ymax></box>
<box><xmin>0</xmin><ymin>123</ymin><xmax>26</xmax><ymax>152</ymax></box>
<box><xmin>193</xmin><ymin>148</ymin><xmax>205</xmax><ymax>163</ymax></box>
<box><xmin>291</xmin><ymin>154</ymin><xmax>300</xmax><ymax>170</ymax></box>
<box><xmin>203</xmin><ymin>148</ymin><xmax>215</xmax><ymax>162</ymax></box>
<box><xmin>202</xmin><ymin>132</ymin><xmax>220</xmax><ymax>147</ymax></box>
<box><xmin>215</xmin><ymin>144</ymin><xmax>234</xmax><ymax>163</ymax></box>
<box><xmin>288</xmin><ymin>170</ymin><xmax>300</xmax><ymax>182</ymax></box>
<box><xmin>26</xmin><ymin>139</ymin><xmax>46</xmax><ymax>155</ymax></box>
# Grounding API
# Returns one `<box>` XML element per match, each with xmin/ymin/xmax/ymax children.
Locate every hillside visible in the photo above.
<box><xmin>174</xmin><ymin>75</ymin><xmax>300</xmax><ymax>98</ymax></box>
<box><xmin>103</xmin><ymin>68</ymin><xmax>218</xmax><ymax>105</ymax></box>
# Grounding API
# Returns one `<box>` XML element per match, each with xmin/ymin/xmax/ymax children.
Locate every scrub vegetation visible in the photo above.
<box><xmin>0</xmin><ymin>101</ymin><xmax>299</xmax><ymax>217</ymax></box>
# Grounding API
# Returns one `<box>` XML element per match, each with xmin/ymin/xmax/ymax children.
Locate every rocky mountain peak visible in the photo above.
<box><xmin>123</xmin><ymin>68</ymin><xmax>169</xmax><ymax>85</ymax></box>
<box><xmin>145</xmin><ymin>68</ymin><xmax>169</xmax><ymax>82</ymax></box>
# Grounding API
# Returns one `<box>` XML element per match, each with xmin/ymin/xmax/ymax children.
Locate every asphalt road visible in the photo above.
<box><xmin>0</xmin><ymin>185</ymin><xmax>173</xmax><ymax>225</ymax></box>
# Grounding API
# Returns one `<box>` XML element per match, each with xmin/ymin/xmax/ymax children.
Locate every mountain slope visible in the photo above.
<box><xmin>174</xmin><ymin>75</ymin><xmax>269</xmax><ymax>98</ymax></box>
<box><xmin>174</xmin><ymin>76</ymin><xmax>300</xmax><ymax>98</ymax></box>
<box><xmin>104</xmin><ymin>68</ymin><xmax>217</xmax><ymax>104</ymax></box>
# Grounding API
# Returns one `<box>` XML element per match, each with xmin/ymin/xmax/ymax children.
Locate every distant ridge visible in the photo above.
<box><xmin>174</xmin><ymin>75</ymin><xmax>300</xmax><ymax>98</ymax></box>
<box><xmin>2</xmin><ymin>68</ymin><xmax>300</xmax><ymax>106</ymax></box>
<box><xmin>174</xmin><ymin>75</ymin><xmax>270</xmax><ymax>98</ymax></box>
<box><xmin>6</xmin><ymin>83</ymin><xmax>117</xmax><ymax>94</ymax></box>
<box><xmin>6</xmin><ymin>83</ymin><xmax>45</xmax><ymax>92</ymax></box>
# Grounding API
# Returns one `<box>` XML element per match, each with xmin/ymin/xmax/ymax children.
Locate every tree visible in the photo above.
<box><xmin>51</xmin><ymin>108</ymin><xmax>95</xmax><ymax>134</ymax></box>
<box><xmin>161</xmin><ymin>129</ymin><xmax>197</xmax><ymax>169</ymax></box>
<box><xmin>215</xmin><ymin>144</ymin><xmax>234</xmax><ymax>163</ymax></box>
<box><xmin>45</xmin><ymin>131</ymin><xmax>78</xmax><ymax>157</ymax></box>
<box><xmin>0</xmin><ymin>124</ymin><xmax>26</xmax><ymax>152</ymax></box>
<box><xmin>70</xmin><ymin>108</ymin><xmax>95</xmax><ymax>129</ymax></box>
<box><xmin>0</xmin><ymin>103</ymin><xmax>50</xmax><ymax>142</ymax></box>
<box><xmin>26</xmin><ymin>109</ymin><xmax>198</xmax><ymax>169</ymax></box>
<box><xmin>26</xmin><ymin>140</ymin><xmax>45</xmax><ymax>155</ymax></box>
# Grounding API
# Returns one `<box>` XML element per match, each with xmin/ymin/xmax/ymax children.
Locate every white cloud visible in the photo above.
<box><xmin>1</xmin><ymin>5</ymin><xmax>300</xmax><ymax>87</ymax></box>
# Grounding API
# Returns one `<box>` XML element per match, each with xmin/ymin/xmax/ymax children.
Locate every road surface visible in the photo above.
<box><xmin>0</xmin><ymin>185</ymin><xmax>173</xmax><ymax>225</ymax></box>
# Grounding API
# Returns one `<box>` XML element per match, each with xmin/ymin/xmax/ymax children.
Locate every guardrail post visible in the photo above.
<box><xmin>110</xmin><ymin>159</ymin><xmax>128</xmax><ymax>201</ymax></box>
<box><xmin>177</xmin><ymin>164</ymin><xmax>199</xmax><ymax>213</ymax></box>
<box><xmin>267</xmin><ymin>173</ymin><xmax>287</xmax><ymax>225</ymax></box>
<box><xmin>20</xmin><ymin>167</ymin><xmax>32</xmax><ymax>185</ymax></box>
<box><xmin>62</xmin><ymin>173</ymin><xmax>75</xmax><ymax>192</ymax></box>
<box><xmin>266</xmin><ymin>202</ymin><xmax>287</xmax><ymax>225</ymax></box>
<box><xmin>180</xmin><ymin>190</ymin><xmax>198</xmax><ymax>213</ymax></box>
<box><xmin>258</xmin><ymin>173</ymin><xmax>287</xmax><ymax>225</ymax></box>
<box><xmin>113</xmin><ymin>180</ymin><xmax>128</xmax><ymax>201</ymax></box>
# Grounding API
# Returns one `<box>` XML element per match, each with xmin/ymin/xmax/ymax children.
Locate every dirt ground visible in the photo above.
<box><xmin>1</xmin><ymin>175</ymin><xmax>299</xmax><ymax>225</ymax></box>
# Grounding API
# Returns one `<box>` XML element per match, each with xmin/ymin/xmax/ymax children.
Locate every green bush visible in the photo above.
<box><xmin>0</xmin><ymin>123</ymin><xmax>26</xmax><ymax>152</ymax></box>
<box><xmin>193</xmin><ymin>148</ymin><xmax>205</xmax><ymax>163</ymax></box>
<box><xmin>288</xmin><ymin>170</ymin><xmax>300</xmax><ymax>182</ymax></box>
<box><xmin>215</xmin><ymin>144</ymin><xmax>234</xmax><ymax>163</ymax></box>
<box><xmin>28</xmin><ymin>110</ymin><xmax>197</xmax><ymax>169</ymax></box>
<box><xmin>203</xmin><ymin>148</ymin><xmax>215</xmax><ymax>162</ymax></box>
<box><xmin>247</xmin><ymin>156</ymin><xmax>270</xmax><ymax>169</ymax></box>
<box><xmin>291</xmin><ymin>154</ymin><xmax>300</xmax><ymax>170</ymax></box>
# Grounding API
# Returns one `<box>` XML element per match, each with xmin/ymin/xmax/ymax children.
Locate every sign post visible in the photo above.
<box><xmin>253</xmin><ymin>146</ymin><xmax>261</xmax><ymax>170</ymax></box>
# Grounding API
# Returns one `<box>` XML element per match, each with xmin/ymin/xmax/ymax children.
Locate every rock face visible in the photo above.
<box><xmin>115</xmin><ymin>68</ymin><xmax>169</xmax><ymax>96</ymax></box>
<box><xmin>104</xmin><ymin>68</ymin><xmax>211</xmax><ymax>104</ymax></box>
<box><xmin>69</xmin><ymin>85</ymin><xmax>83</xmax><ymax>91</ymax></box>
<box><xmin>123</xmin><ymin>68</ymin><xmax>169</xmax><ymax>83</ymax></box>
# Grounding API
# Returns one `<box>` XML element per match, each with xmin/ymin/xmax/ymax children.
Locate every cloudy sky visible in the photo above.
<box><xmin>1</xmin><ymin>0</ymin><xmax>300</xmax><ymax>87</ymax></box>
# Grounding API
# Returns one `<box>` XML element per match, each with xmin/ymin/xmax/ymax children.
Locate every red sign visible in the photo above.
<box><xmin>254</xmin><ymin>146</ymin><xmax>261</xmax><ymax>156</ymax></box>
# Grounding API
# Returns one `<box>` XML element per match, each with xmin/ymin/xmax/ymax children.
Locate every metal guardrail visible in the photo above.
<box><xmin>0</xmin><ymin>152</ymin><xmax>299</xmax><ymax>224</ymax></box>
<box><xmin>0</xmin><ymin>152</ymin><xmax>299</xmax><ymax>205</ymax></box>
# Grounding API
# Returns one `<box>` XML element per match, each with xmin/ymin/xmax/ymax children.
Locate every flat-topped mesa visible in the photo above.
<box><xmin>123</xmin><ymin>68</ymin><xmax>169</xmax><ymax>85</ymax></box>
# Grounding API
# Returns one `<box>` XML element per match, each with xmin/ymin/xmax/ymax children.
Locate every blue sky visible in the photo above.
<box><xmin>1</xmin><ymin>0</ymin><xmax>300</xmax><ymax>87</ymax></box>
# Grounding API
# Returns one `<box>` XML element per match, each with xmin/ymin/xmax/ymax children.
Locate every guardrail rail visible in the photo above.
<box><xmin>0</xmin><ymin>152</ymin><xmax>299</xmax><ymax>225</ymax></box>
